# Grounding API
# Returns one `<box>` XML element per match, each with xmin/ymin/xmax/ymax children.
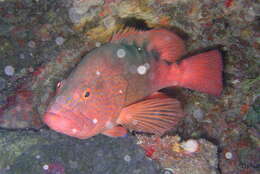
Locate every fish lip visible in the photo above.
<box><xmin>43</xmin><ymin>110</ymin><xmax>91</xmax><ymax>137</ymax></box>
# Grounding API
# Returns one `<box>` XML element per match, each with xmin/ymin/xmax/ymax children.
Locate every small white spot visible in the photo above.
<box><xmin>5</xmin><ymin>165</ymin><xmax>10</xmax><ymax>170</ymax></box>
<box><xmin>119</xmin><ymin>90</ymin><xmax>123</xmax><ymax>94</ymax></box>
<box><xmin>225</xmin><ymin>152</ymin><xmax>233</xmax><ymax>160</ymax></box>
<box><xmin>96</xmin><ymin>71</ymin><xmax>101</xmax><ymax>76</ymax></box>
<box><xmin>28</xmin><ymin>40</ymin><xmax>36</xmax><ymax>48</ymax></box>
<box><xmin>43</xmin><ymin>164</ymin><xmax>49</xmax><ymax>170</ymax></box>
<box><xmin>55</xmin><ymin>36</ymin><xmax>65</xmax><ymax>45</ymax></box>
<box><xmin>124</xmin><ymin>155</ymin><xmax>131</xmax><ymax>162</ymax></box>
<box><xmin>105</xmin><ymin>121</ymin><xmax>114</xmax><ymax>129</ymax></box>
<box><xmin>36</xmin><ymin>155</ymin><xmax>41</xmax><ymax>159</ymax></box>
<box><xmin>92</xmin><ymin>118</ymin><xmax>98</xmax><ymax>124</ymax></box>
<box><xmin>72</xmin><ymin>128</ymin><xmax>78</xmax><ymax>134</ymax></box>
<box><xmin>137</xmin><ymin>47</ymin><xmax>142</xmax><ymax>51</ymax></box>
<box><xmin>137</xmin><ymin>65</ymin><xmax>147</xmax><ymax>75</ymax></box>
<box><xmin>163</xmin><ymin>168</ymin><xmax>174</xmax><ymax>174</ymax></box>
<box><xmin>181</xmin><ymin>139</ymin><xmax>199</xmax><ymax>153</ymax></box>
<box><xmin>117</xmin><ymin>48</ymin><xmax>126</xmax><ymax>58</ymax></box>
<box><xmin>164</xmin><ymin>36</ymin><xmax>171</xmax><ymax>41</ymax></box>
<box><xmin>231</xmin><ymin>79</ymin><xmax>240</xmax><ymax>84</ymax></box>
<box><xmin>132</xmin><ymin>120</ymin><xmax>138</xmax><ymax>125</ymax></box>
<box><xmin>4</xmin><ymin>65</ymin><xmax>15</xmax><ymax>76</ymax></box>
<box><xmin>95</xmin><ymin>42</ymin><xmax>101</xmax><ymax>47</ymax></box>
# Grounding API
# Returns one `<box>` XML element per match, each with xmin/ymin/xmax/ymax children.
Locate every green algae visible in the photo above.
<box><xmin>245</xmin><ymin>96</ymin><xmax>260</xmax><ymax>127</ymax></box>
<box><xmin>0</xmin><ymin>130</ymin><xmax>49</xmax><ymax>169</ymax></box>
<box><xmin>241</xmin><ymin>77</ymin><xmax>260</xmax><ymax>92</ymax></box>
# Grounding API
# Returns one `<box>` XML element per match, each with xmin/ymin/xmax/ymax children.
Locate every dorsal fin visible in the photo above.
<box><xmin>146</xmin><ymin>29</ymin><xmax>186</xmax><ymax>62</ymax></box>
<box><xmin>111</xmin><ymin>17</ymin><xmax>150</xmax><ymax>42</ymax></box>
<box><xmin>111</xmin><ymin>27</ymin><xmax>143</xmax><ymax>42</ymax></box>
<box><xmin>111</xmin><ymin>28</ymin><xmax>186</xmax><ymax>62</ymax></box>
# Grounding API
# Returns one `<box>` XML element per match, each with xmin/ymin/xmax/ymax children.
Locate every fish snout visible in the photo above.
<box><xmin>43</xmin><ymin>110</ymin><xmax>95</xmax><ymax>139</ymax></box>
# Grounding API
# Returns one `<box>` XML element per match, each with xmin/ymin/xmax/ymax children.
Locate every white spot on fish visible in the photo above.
<box><xmin>124</xmin><ymin>155</ymin><xmax>131</xmax><ymax>162</ymax></box>
<box><xmin>43</xmin><ymin>164</ymin><xmax>49</xmax><ymax>170</ymax></box>
<box><xmin>117</xmin><ymin>48</ymin><xmax>126</xmax><ymax>58</ymax></box>
<box><xmin>36</xmin><ymin>155</ymin><xmax>41</xmax><ymax>159</ymax></box>
<box><xmin>92</xmin><ymin>118</ymin><xmax>98</xmax><ymax>124</ymax></box>
<box><xmin>164</xmin><ymin>36</ymin><xmax>171</xmax><ymax>41</ymax></box>
<box><xmin>132</xmin><ymin>120</ymin><xmax>138</xmax><ymax>125</ymax></box>
<box><xmin>119</xmin><ymin>90</ymin><xmax>123</xmax><ymax>94</ymax></box>
<box><xmin>105</xmin><ymin>121</ymin><xmax>114</xmax><ymax>129</ymax></box>
<box><xmin>172</xmin><ymin>82</ymin><xmax>177</xmax><ymax>86</ymax></box>
<box><xmin>137</xmin><ymin>47</ymin><xmax>142</xmax><ymax>51</ymax></box>
<box><xmin>137</xmin><ymin>65</ymin><xmax>147</xmax><ymax>75</ymax></box>
<box><xmin>96</xmin><ymin>71</ymin><xmax>101</xmax><ymax>76</ymax></box>
<box><xmin>72</xmin><ymin>128</ymin><xmax>78</xmax><ymax>134</ymax></box>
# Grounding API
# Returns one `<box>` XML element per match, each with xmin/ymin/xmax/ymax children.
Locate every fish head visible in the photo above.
<box><xmin>43</xmin><ymin>45</ymin><xmax>128</xmax><ymax>139</ymax></box>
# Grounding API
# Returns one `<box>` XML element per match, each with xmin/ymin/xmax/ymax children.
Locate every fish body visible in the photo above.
<box><xmin>43</xmin><ymin>29</ymin><xmax>222</xmax><ymax>139</ymax></box>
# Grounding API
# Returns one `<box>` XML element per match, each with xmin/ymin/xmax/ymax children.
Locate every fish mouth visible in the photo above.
<box><xmin>43</xmin><ymin>110</ymin><xmax>94</xmax><ymax>139</ymax></box>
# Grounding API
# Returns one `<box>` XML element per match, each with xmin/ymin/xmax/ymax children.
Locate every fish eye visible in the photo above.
<box><xmin>84</xmin><ymin>88</ymin><xmax>91</xmax><ymax>98</ymax></box>
<box><xmin>85</xmin><ymin>91</ymin><xmax>90</xmax><ymax>98</ymax></box>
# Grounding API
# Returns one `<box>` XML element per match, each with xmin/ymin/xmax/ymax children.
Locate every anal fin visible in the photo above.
<box><xmin>102</xmin><ymin>126</ymin><xmax>128</xmax><ymax>137</ymax></box>
<box><xmin>117</xmin><ymin>93</ymin><xmax>184</xmax><ymax>135</ymax></box>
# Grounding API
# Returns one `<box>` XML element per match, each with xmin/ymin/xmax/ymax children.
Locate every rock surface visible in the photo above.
<box><xmin>0</xmin><ymin>129</ymin><xmax>159</xmax><ymax>174</ymax></box>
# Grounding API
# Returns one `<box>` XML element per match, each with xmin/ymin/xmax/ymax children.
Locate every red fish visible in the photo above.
<box><xmin>43</xmin><ymin>28</ymin><xmax>222</xmax><ymax>139</ymax></box>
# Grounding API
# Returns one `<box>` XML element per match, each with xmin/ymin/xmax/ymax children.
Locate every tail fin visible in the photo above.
<box><xmin>171</xmin><ymin>50</ymin><xmax>223</xmax><ymax>96</ymax></box>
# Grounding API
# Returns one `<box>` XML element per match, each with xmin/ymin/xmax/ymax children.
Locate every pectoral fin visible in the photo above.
<box><xmin>117</xmin><ymin>93</ymin><xmax>184</xmax><ymax>135</ymax></box>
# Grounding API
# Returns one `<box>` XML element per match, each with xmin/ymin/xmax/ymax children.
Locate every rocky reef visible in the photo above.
<box><xmin>0</xmin><ymin>0</ymin><xmax>259</xmax><ymax>173</ymax></box>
